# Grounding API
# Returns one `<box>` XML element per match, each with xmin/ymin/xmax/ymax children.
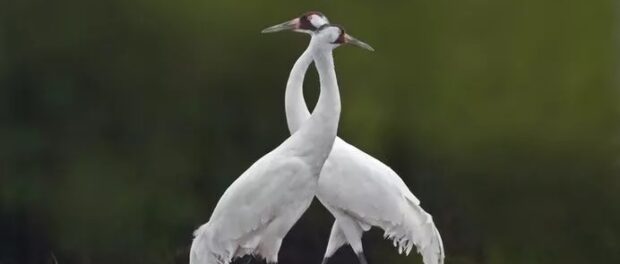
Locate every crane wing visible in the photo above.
<box><xmin>317</xmin><ymin>138</ymin><xmax>444</xmax><ymax>264</ymax></box>
<box><xmin>192</xmin><ymin>151</ymin><xmax>308</xmax><ymax>260</ymax></box>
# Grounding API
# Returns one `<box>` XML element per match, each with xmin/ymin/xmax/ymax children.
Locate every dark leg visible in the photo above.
<box><xmin>356</xmin><ymin>252</ymin><xmax>368</xmax><ymax>264</ymax></box>
<box><xmin>321</xmin><ymin>257</ymin><xmax>330</xmax><ymax>264</ymax></box>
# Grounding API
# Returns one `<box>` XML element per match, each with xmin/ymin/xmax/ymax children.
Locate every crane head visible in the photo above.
<box><xmin>314</xmin><ymin>24</ymin><xmax>375</xmax><ymax>52</ymax></box>
<box><xmin>261</xmin><ymin>11</ymin><xmax>329</xmax><ymax>34</ymax></box>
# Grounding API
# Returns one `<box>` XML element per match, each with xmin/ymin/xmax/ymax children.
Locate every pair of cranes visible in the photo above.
<box><xmin>190</xmin><ymin>12</ymin><xmax>444</xmax><ymax>264</ymax></box>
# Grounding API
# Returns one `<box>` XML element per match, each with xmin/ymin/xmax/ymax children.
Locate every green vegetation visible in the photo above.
<box><xmin>1</xmin><ymin>0</ymin><xmax>618</xmax><ymax>263</ymax></box>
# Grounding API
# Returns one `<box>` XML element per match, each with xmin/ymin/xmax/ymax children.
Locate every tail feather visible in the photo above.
<box><xmin>382</xmin><ymin>201</ymin><xmax>445</xmax><ymax>264</ymax></box>
<box><xmin>190</xmin><ymin>223</ymin><xmax>234</xmax><ymax>264</ymax></box>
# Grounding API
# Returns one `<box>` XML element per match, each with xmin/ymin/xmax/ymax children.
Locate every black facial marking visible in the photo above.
<box><xmin>317</xmin><ymin>24</ymin><xmax>329</xmax><ymax>31</ymax></box>
<box><xmin>299</xmin><ymin>11</ymin><xmax>325</xmax><ymax>31</ymax></box>
<box><xmin>317</xmin><ymin>24</ymin><xmax>346</xmax><ymax>44</ymax></box>
<box><xmin>298</xmin><ymin>15</ymin><xmax>313</xmax><ymax>30</ymax></box>
<box><xmin>334</xmin><ymin>26</ymin><xmax>346</xmax><ymax>44</ymax></box>
<box><xmin>335</xmin><ymin>30</ymin><xmax>346</xmax><ymax>44</ymax></box>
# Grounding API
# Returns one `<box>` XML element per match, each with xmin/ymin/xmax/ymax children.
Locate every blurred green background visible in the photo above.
<box><xmin>1</xmin><ymin>0</ymin><xmax>619</xmax><ymax>263</ymax></box>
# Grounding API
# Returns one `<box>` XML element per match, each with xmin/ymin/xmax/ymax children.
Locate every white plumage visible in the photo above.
<box><xmin>317</xmin><ymin>142</ymin><xmax>444</xmax><ymax>264</ymax></box>
<box><xmin>282</xmin><ymin>13</ymin><xmax>445</xmax><ymax>264</ymax></box>
<box><xmin>190</xmin><ymin>25</ymin><xmax>345</xmax><ymax>264</ymax></box>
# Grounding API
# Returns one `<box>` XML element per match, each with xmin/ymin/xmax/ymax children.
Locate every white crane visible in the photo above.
<box><xmin>190</xmin><ymin>21</ymin><xmax>367</xmax><ymax>264</ymax></box>
<box><xmin>263</xmin><ymin>12</ymin><xmax>445</xmax><ymax>264</ymax></box>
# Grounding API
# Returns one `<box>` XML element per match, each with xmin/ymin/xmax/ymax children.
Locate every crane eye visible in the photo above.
<box><xmin>333</xmin><ymin>29</ymin><xmax>346</xmax><ymax>44</ymax></box>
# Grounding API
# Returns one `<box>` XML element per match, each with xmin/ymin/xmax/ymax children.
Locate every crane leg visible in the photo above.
<box><xmin>356</xmin><ymin>252</ymin><xmax>369</xmax><ymax>264</ymax></box>
<box><xmin>331</xmin><ymin>214</ymin><xmax>367</xmax><ymax>264</ymax></box>
<box><xmin>322</xmin><ymin>220</ymin><xmax>347</xmax><ymax>264</ymax></box>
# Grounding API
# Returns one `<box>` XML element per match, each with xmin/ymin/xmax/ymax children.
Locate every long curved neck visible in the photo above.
<box><xmin>285</xmin><ymin>47</ymin><xmax>313</xmax><ymax>134</ymax></box>
<box><xmin>310</xmin><ymin>49</ymin><xmax>340</xmax><ymax>127</ymax></box>
<box><xmin>289</xmin><ymin>45</ymin><xmax>340</xmax><ymax>172</ymax></box>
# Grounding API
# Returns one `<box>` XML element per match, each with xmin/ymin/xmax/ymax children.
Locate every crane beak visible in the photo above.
<box><xmin>345</xmin><ymin>34</ymin><xmax>375</xmax><ymax>51</ymax></box>
<box><xmin>261</xmin><ymin>18</ymin><xmax>299</xmax><ymax>33</ymax></box>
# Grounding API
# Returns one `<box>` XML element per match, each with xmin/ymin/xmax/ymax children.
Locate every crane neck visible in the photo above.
<box><xmin>284</xmin><ymin>46</ymin><xmax>313</xmax><ymax>134</ymax></box>
<box><xmin>294</xmin><ymin>47</ymin><xmax>340</xmax><ymax>139</ymax></box>
<box><xmin>311</xmin><ymin>49</ymin><xmax>340</xmax><ymax>120</ymax></box>
<box><xmin>285</xmin><ymin>45</ymin><xmax>340</xmax><ymax>174</ymax></box>
<box><xmin>284</xmin><ymin>46</ymin><xmax>339</xmax><ymax>173</ymax></box>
